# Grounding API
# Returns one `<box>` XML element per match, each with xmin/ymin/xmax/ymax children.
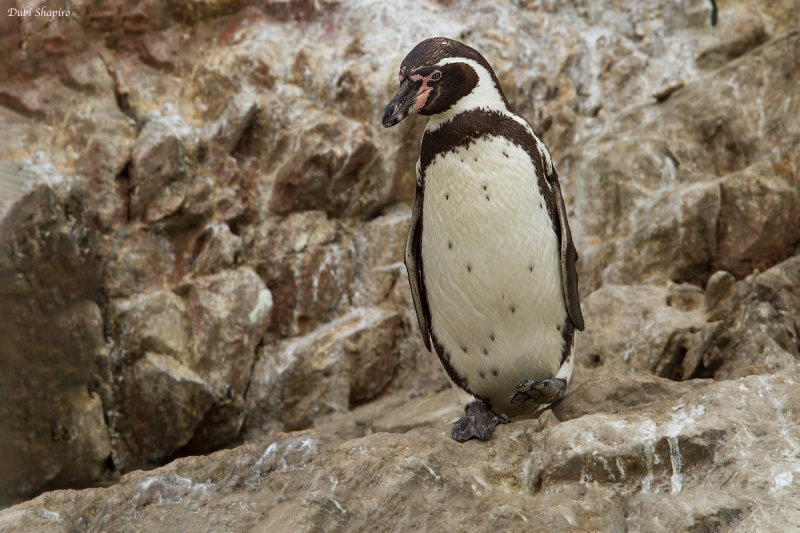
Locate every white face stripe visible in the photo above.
<box><xmin>425</xmin><ymin>57</ymin><xmax>508</xmax><ymax>131</ymax></box>
<box><xmin>422</xmin><ymin>56</ymin><xmax>555</xmax><ymax>181</ymax></box>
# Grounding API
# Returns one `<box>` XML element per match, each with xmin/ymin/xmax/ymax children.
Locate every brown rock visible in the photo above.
<box><xmin>129</xmin><ymin>111</ymin><xmax>195</xmax><ymax>223</ymax></box>
<box><xmin>268</xmin><ymin>110</ymin><xmax>382</xmax><ymax>217</ymax></box>
<box><xmin>114</xmin><ymin>352</ymin><xmax>215</xmax><ymax>467</ymax></box>
<box><xmin>109</xmin><ymin>290</ymin><xmax>187</xmax><ymax>357</ymax></box>
<box><xmin>102</xmin><ymin>227</ymin><xmax>176</xmax><ymax>299</ymax></box>
<box><xmin>567</xmin><ymin>31</ymin><xmax>800</xmax><ymax>292</ymax></box>
<box><xmin>344</xmin><ymin>312</ymin><xmax>404</xmax><ymax>404</ymax></box>
<box><xmin>700</xmin><ymin>256</ymin><xmax>800</xmax><ymax>379</ymax></box>
<box><xmin>314</xmin><ymin>389</ymin><xmax>460</xmax><ymax>439</ymax></box>
<box><xmin>714</xmin><ymin>162</ymin><xmax>800</xmax><ymax>277</ymax></box>
<box><xmin>0</xmin><ymin>186</ymin><xmax>112</xmax><ymax>506</ymax></box>
<box><xmin>246</xmin><ymin>308</ymin><xmax>404</xmax><ymax>436</ymax></box>
<box><xmin>182</xmin><ymin>268</ymin><xmax>272</xmax><ymax>393</ymax></box>
<box><xmin>609</xmin><ymin>180</ymin><xmax>721</xmax><ymax>286</ymax></box>
<box><xmin>577</xmin><ymin>254</ymin><xmax>800</xmax><ymax>387</ymax></box>
<box><xmin>352</xmin><ymin>208</ymin><xmax>409</xmax><ymax>306</ymax></box>
<box><xmin>574</xmin><ymin>284</ymin><xmax>702</xmax><ymax>385</ymax></box>
<box><xmin>554</xmin><ymin>375</ymin><xmax>709</xmax><ymax>421</ymax></box>
<box><xmin>696</xmin><ymin>6</ymin><xmax>768</xmax><ymax>69</ymax></box>
<box><xmin>254</xmin><ymin>211</ymin><xmax>355</xmax><ymax>337</ymax></box>
<box><xmin>109</xmin><ymin>268</ymin><xmax>271</xmax><ymax>469</ymax></box>
<box><xmin>189</xmin><ymin>223</ymin><xmax>242</xmax><ymax>276</ymax></box>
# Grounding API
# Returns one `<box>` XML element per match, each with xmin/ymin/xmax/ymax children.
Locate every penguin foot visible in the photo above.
<box><xmin>509</xmin><ymin>378</ymin><xmax>566</xmax><ymax>404</ymax></box>
<box><xmin>451</xmin><ymin>401</ymin><xmax>509</xmax><ymax>443</ymax></box>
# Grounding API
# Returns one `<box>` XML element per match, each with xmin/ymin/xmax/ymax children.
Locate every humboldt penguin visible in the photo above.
<box><xmin>382</xmin><ymin>37</ymin><xmax>584</xmax><ymax>442</ymax></box>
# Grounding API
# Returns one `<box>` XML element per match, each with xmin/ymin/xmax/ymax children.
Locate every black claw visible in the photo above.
<box><xmin>451</xmin><ymin>401</ymin><xmax>502</xmax><ymax>442</ymax></box>
<box><xmin>493</xmin><ymin>413</ymin><xmax>510</xmax><ymax>424</ymax></box>
<box><xmin>510</xmin><ymin>378</ymin><xmax>567</xmax><ymax>405</ymax></box>
<box><xmin>509</xmin><ymin>392</ymin><xmax>528</xmax><ymax>403</ymax></box>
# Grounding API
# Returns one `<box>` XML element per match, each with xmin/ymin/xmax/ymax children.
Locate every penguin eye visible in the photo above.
<box><xmin>431</xmin><ymin>70</ymin><xmax>442</xmax><ymax>81</ymax></box>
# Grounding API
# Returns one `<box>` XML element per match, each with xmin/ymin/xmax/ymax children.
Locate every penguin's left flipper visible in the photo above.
<box><xmin>509</xmin><ymin>378</ymin><xmax>567</xmax><ymax>404</ymax></box>
<box><xmin>451</xmin><ymin>401</ymin><xmax>509</xmax><ymax>442</ymax></box>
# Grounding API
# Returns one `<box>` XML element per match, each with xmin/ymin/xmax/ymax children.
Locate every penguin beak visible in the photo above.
<box><xmin>382</xmin><ymin>79</ymin><xmax>418</xmax><ymax>128</ymax></box>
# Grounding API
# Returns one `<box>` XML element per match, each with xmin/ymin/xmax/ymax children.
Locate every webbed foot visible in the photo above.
<box><xmin>451</xmin><ymin>401</ymin><xmax>509</xmax><ymax>442</ymax></box>
<box><xmin>509</xmin><ymin>378</ymin><xmax>566</xmax><ymax>405</ymax></box>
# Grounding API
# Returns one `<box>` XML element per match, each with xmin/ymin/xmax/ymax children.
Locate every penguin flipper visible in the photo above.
<box><xmin>405</xmin><ymin>184</ymin><xmax>432</xmax><ymax>351</ymax></box>
<box><xmin>549</xmin><ymin>172</ymin><xmax>585</xmax><ymax>331</ymax></box>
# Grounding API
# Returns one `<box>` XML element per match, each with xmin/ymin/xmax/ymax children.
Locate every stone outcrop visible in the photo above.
<box><xmin>1</xmin><ymin>0</ymin><xmax>799</xmax><ymax>529</ymax></box>
<box><xmin>3</xmin><ymin>373</ymin><xmax>799</xmax><ymax>532</ymax></box>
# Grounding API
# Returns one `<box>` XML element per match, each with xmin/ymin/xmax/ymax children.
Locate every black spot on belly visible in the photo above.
<box><xmin>556</xmin><ymin>323</ymin><xmax>562</xmax><ymax>332</ymax></box>
<box><xmin>529</xmin><ymin>264</ymin><xmax>534</xmax><ymax>272</ymax></box>
<box><xmin>466</xmin><ymin>263</ymin><xmax>472</xmax><ymax>273</ymax></box>
<box><xmin>503</xmin><ymin>151</ymin><xmax>509</xmax><ymax>158</ymax></box>
<box><xmin>491</xmin><ymin>367</ymin><xmax>499</xmax><ymax>377</ymax></box>
<box><xmin>509</xmin><ymin>304</ymin><xmax>516</xmax><ymax>314</ymax></box>
<box><xmin>445</xmin><ymin>192</ymin><xmax>450</xmax><ymax>200</ymax></box>
<box><xmin>489</xmin><ymin>332</ymin><xmax>496</xmax><ymax>342</ymax></box>
<box><xmin>461</xmin><ymin>345</ymin><xmax>468</xmax><ymax>353</ymax></box>
<box><xmin>482</xmin><ymin>347</ymin><xmax>488</xmax><ymax>356</ymax></box>
<box><xmin>479</xmin><ymin>370</ymin><xmax>486</xmax><ymax>379</ymax></box>
<box><xmin>448</xmin><ymin>240</ymin><xmax>453</xmax><ymax>250</ymax></box>
<box><xmin>486</xmin><ymin>195</ymin><xmax>490</xmax><ymax>201</ymax></box>
<box><xmin>482</xmin><ymin>184</ymin><xmax>487</xmax><ymax>191</ymax></box>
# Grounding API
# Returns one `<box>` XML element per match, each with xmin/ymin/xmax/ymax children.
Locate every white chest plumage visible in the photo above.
<box><xmin>421</xmin><ymin>134</ymin><xmax>568</xmax><ymax>416</ymax></box>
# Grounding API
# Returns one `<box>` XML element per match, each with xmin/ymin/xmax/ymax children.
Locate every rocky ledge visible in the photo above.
<box><xmin>3</xmin><ymin>372</ymin><xmax>799</xmax><ymax>531</ymax></box>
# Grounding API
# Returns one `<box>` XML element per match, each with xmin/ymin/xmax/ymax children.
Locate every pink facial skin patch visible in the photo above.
<box><xmin>410</xmin><ymin>70</ymin><xmax>440</xmax><ymax>112</ymax></box>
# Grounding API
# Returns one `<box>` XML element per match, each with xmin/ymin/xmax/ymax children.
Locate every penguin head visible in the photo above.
<box><xmin>382</xmin><ymin>37</ymin><xmax>509</xmax><ymax>128</ymax></box>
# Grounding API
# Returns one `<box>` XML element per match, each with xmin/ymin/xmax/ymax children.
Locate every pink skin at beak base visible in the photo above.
<box><xmin>410</xmin><ymin>72</ymin><xmax>437</xmax><ymax>112</ymax></box>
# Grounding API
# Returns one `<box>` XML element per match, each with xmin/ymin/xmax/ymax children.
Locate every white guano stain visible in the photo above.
<box><xmin>771</xmin><ymin>471</ymin><xmax>793</xmax><ymax>493</ymax></box>
<box><xmin>249</xmin><ymin>288</ymin><xmax>273</xmax><ymax>324</ymax></box>
<box><xmin>136</xmin><ymin>472</ymin><xmax>216</xmax><ymax>506</ymax></box>
<box><xmin>667</xmin><ymin>436</ymin><xmax>684</xmax><ymax>493</ymax></box>
<box><xmin>257</xmin><ymin>435</ymin><xmax>319</xmax><ymax>471</ymax></box>
<box><xmin>639</xmin><ymin>419</ymin><xmax>658</xmax><ymax>494</ymax></box>
<box><xmin>664</xmin><ymin>404</ymin><xmax>704</xmax><ymax>494</ymax></box>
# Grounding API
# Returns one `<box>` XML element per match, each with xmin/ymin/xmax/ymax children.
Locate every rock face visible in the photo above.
<box><xmin>2</xmin><ymin>373</ymin><xmax>799</xmax><ymax>532</ymax></box>
<box><xmin>1</xmin><ymin>0</ymin><xmax>799</xmax><ymax>529</ymax></box>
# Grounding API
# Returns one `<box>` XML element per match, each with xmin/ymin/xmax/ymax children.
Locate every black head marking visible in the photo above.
<box><xmin>397</xmin><ymin>37</ymin><xmax>508</xmax><ymax>116</ymax></box>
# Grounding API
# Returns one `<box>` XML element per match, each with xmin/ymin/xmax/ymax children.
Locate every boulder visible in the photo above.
<box><xmin>247</xmin><ymin>307</ymin><xmax>405</xmax><ymax>436</ymax></box>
